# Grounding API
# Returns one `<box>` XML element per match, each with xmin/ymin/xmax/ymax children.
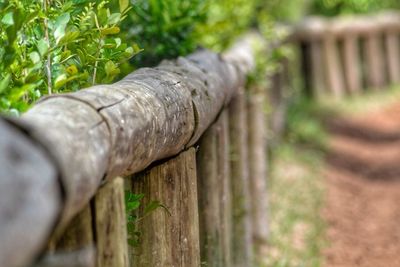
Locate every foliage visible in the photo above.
<box><xmin>196</xmin><ymin>0</ymin><xmax>259</xmax><ymax>51</ymax></box>
<box><xmin>124</xmin><ymin>0</ymin><xmax>207</xmax><ymax>66</ymax></box>
<box><xmin>0</xmin><ymin>0</ymin><xmax>140</xmax><ymax>115</ymax></box>
<box><xmin>310</xmin><ymin>0</ymin><xmax>400</xmax><ymax>16</ymax></box>
<box><xmin>125</xmin><ymin>190</ymin><xmax>170</xmax><ymax>247</ymax></box>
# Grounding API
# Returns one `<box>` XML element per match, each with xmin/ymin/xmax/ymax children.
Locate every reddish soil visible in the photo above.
<box><xmin>323</xmin><ymin>103</ymin><xmax>400</xmax><ymax>267</ymax></box>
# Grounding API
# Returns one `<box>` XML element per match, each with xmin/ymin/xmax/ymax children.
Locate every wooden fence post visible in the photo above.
<box><xmin>94</xmin><ymin>177</ymin><xmax>129</xmax><ymax>267</ymax></box>
<box><xmin>323</xmin><ymin>33</ymin><xmax>345</xmax><ymax>98</ymax></box>
<box><xmin>385</xmin><ymin>32</ymin><xmax>400</xmax><ymax>85</ymax></box>
<box><xmin>310</xmin><ymin>40</ymin><xmax>327</xmax><ymax>98</ymax></box>
<box><xmin>342</xmin><ymin>35</ymin><xmax>362</xmax><ymax>95</ymax></box>
<box><xmin>229</xmin><ymin>88</ymin><xmax>253</xmax><ymax>267</ymax></box>
<box><xmin>363</xmin><ymin>29</ymin><xmax>386</xmax><ymax>90</ymax></box>
<box><xmin>196</xmin><ymin>110</ymin><xmax>232</xmax><ymax>267</ymax></box>
<box><xmin>51</xmin><ymin>203</ymin><xmax>94</xmax><ymax>251</ymax></box>
<box><xmin>248</xmin><ymin>88</ymin><xmax>269</xmax><ymax>256</ymax></box>
<box><xmin>130</xmin><ymin>148</ymin><xmax>200</xmax><ymax>267</ymax></box>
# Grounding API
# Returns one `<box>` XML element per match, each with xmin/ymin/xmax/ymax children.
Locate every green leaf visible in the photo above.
<box><xmin>29</xmin><ymin>52</ymin><xmax>41</xmax><ymax>64</ymax></box>
<box><xmin>108</xmin><ymin>13</ymin><xmax>121</xmax><ymax>25</ymax></box>
<box><xmin>100</xmin><ymin>26</ymin><xmax>120</xmax><ymax>35</ymax></box>
<box><xmin>105</xmin><ymin>60</ymin><xmax>120</xmax><ymax>77</ymax></box>
<box><xmin>54</xmin><ymin>13</ymin><xmax>70</xmax><ymax>43</ymax></box>
<box><xmin>1</xmin><ymin>12</ymin><xmax>14</xmax><ymax>26</ymax></box>
<box><xmin>37</xmin><ymin>39</ymin><xmax>48</xmax><ymax>56</ymax></box>
<box><xmin>0</xmin><ymin>74</ymin><xmax>11</xmax><ymax>94</ymax></box>
<box><xmin>55</xmin><ymin>74</ymin><xmax>68</xmax><ymax>89</ymax></box>
<box><xmin>144</xmin><ymin>200</ymin><xmax>171</xmax><ymax>216</ymax></box>
<box><xmin>119</xmin><ymin>0</ymin><xmax>129</xmax><ymax>13</ymax></box>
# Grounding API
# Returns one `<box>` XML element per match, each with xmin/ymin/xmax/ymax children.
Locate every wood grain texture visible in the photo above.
<box><xmin>95</xmin><ymin>177</ymin><xmax>129</xmax><ymax>267</ymax></box>
<box><xmin>0</xmin><ymin>34</ymin><xmax>258</xmax><ymax>267</ymax></box>
<box><xmin>196</xmin><ymin>110</ymin><xmax>232</xmax><ymax>267</ymax></box>
<box><xmin>228</xmin><ymin>88</ymin><xmax>253</xmax><ymax>267</ymax></box>
<box><xmin>0</xmin><ymin>118</ymin><xmax>61</xmax><ymax>267</ymax></box>
<box><xmin>130</xmin><ymin>148</ymin><xmax>200</xmax><ymax>267</ymax></box>
<box><xmin>53</xmin><ymin>203</ymin><xmax>93</xmax><ymax>251</ymax></box>
<box><xmin>247</xmin><ymin>90</ymin><xmax>269</xmax><ymax>249</ymax></box>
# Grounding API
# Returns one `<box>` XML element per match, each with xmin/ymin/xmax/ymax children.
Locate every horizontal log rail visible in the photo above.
<box><xmin>0</xmin><ymin>35</ymin><xmax>260</xmax><ymax>267</ymax></box>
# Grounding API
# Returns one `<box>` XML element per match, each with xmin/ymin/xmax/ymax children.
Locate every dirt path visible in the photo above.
<box><xmin>323</xmin><ymin>102</ymin><xmax>400</xmax><ymax>267</ymax></box>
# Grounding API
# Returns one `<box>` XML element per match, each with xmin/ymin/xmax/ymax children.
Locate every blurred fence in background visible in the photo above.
<box><xmin>294</xmin><ymin>11</ymin><xmax>400</xmax><ymax>99</ymax></box>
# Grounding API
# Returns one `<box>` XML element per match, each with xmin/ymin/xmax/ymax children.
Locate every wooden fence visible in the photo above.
<box><xmin>0</xmin><ymin>34</ymin><xmax>290</xmax><ymax>267</ymax></box>
<box><xmin>294</xmin><ymin>11</ymin><xmax>400</xmax><ymax>98</ymax></box>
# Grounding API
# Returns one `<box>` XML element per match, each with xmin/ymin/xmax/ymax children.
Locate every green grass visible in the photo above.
<box><xmin>264</xmin><ymin>143</ymin><xmax>326</xmax><ymax>267</ymax></box>
<box><xmin>262</xmin><ymin>96</ymin><xmax>328</xmax><ymax>267</ymax></box>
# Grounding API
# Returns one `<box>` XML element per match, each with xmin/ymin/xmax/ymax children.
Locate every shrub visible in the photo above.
<box><xmin>0</xmin><ymin>0</ymin><xmax>140</xmax><ymax>115</ymax></box>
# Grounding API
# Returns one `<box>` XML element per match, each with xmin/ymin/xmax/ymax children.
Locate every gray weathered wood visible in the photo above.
<box><xmin>0</xmin><ymin>36</ymin><xmax>257</xmax><ymax>267</ymax></box>
<box><xmin>228</xmin><ymin>88</ymin><xmax>253</xmax><ymax>267</ymax></box>
<box><xmin>0</xmin><ymin>118</ymin><xmax>61</xmax><ymax>267</ymax></box>
<box><xmin>247</xmin><ymin>89</ymin><xmax>269</xmax><ymax>251</ymax></box>
<box><xmin>385</xmin><ymin>32</ymin><xmax>400</xmax><ymax>85</ymax></box>
<box><xmin>95</xmin><ymin>177</ymin><xmax>129</xmax><ymax>267</ymax></box>
<box><xmin>52</xmin><ymin>203</ymin><xmax>93</xmax><ymax>251</ymax></box>
<box><xmin>363</xmin><ymin>32</ymin><xmax>386</xmax><ymax>90</ymax></box>
<box><xmin>32</xmin><ymin>246</ymin><xmax>95</xmax><ymax>267</ymax></box>
<box><xmin>196</xmin><ymin>110</ymin><xmax>232</xmax><ymax>267</ymax></box>
<box><xmin>323</xmin><ymin>33</ymin><xmax>345</xmax><ymax>98</ymax></box>
<box><xmin>131</xmin><ymin>148</ymin><xmax>200</xmax><ymax>267</ymax></box>
<box><xmin>22</xmin><ymin>97</ymin><xmax>111</xmax><ymax>231</ymax></box>
<box><xmin>342</xmin><ymin>35</ymin><xmax>362</xmax><ymax>94</ymax></box>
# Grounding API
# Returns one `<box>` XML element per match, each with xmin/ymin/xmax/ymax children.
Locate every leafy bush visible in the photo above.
<box><xmin>310</xmin><ymin>0</ymin><xmax>400</xmax><ymax>16</ymax></box>
<box><xmin>0</xmin><ymin>0</ymin><xmax>140</xmax><ymax>115</ymax></box>
<box><xmin>124</xmin><ymin>0</ymin><xmax>207</xmax><ymax>66</ymax></box>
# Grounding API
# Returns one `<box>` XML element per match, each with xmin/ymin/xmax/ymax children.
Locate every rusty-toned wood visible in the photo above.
<box><xmin>33</xmin><ymin>246</ymin><xmax>95</xmax><ymax>267</ymax></box>
<box><xmin>94</xmin><ymin>177</ymin><xmax>129</xmax><ymax>267</ymax></box>
<box><xmin>228</xmin><ymin>88</ymin><xmax>253</xmax><ymax>267</ymax></box>
<box><xmin>196</xmin><ymin>111</ymin><xmax>232</xmax><ymax>267</ymax></box>
<box><xmin>247</xmin><ymin>89</ymin><xmax>269</xmax><ymax>251</ymax></box>
<box><xmin>0</xmin><ymin>118</ymin><xmax>61</xmax><ymax>267</ymax></box>
<box><xmin>131</xmin><ymin>148</ymin><xmax>200</xmax><ymax>267</ymax></box>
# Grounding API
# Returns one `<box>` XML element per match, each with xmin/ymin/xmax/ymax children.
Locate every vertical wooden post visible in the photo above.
<box><xmin>54</xmin><ymin>204</ymin><xmax>94</xmax><ymax>251</ymax></box>
<box><xmin>196</xmin><ymin>110</ymin><xmax>232</xmax><ymax>267</ymax></box>
<box><xmin>131</xmin><ymin>149</ymin><xmax>200</xmax><ymax>267</ymax></box>
<box><xmin>95</xmin><ymin>177</ymin><xmax>129</xmax><ymax>267</ymax></box>
<box><xmin>364</xmin><ymin>32</ymin><xmax>386</xmax><ymax>90</ymax></box>
<box><xmin>385</xmin><ymin>32</ymin><xmax>400</xmax><ymax>85</ymax></box>
<box><xmin>343</xmin><ymin>35</ymin><xmax>362</xmax><ymax>95</ymax></box>
<box><xmin>228</xmin><ymin>88</ymin><xmax>253</xmax><ymax>267</ymax></box>
<box><xmin>310</xmin><ymin>40</ymin><xmax>327</xmax><ymax>98</ymax></box>
<box><xmin>247</xmin><ymin>88</ymin><xmax>269</xmax><ymax>255</ymax></box>
<box><xmin>216</xmin><ymin>110</ymin><xmax>232</xmax><ymax>267</ymax></box>
<box><xmin>323</xmin><ymin>34</ymin><xmax>345</xmax><ymax>98</ymax></box>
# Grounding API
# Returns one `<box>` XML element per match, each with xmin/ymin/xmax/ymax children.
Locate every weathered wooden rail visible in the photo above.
<box><xmin>0</xmin><ymin>34</ymin><xmax>290</xmax><ymax>267</ymax></box>
<box><xmin>294</xmin><ymin>11</ymin><xmax>400</xmax><ymax>98</ymax></box>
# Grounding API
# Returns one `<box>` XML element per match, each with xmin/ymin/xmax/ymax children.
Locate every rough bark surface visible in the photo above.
<box><xmin>196</xmin><ymin>110</ymin><xmax>232</xmax><ymax>267</ymax></box>
<box><xmin>247</xmin><ymin>91</ymin><xmax>269</xmax><ymax>249</ymax></box>
<box><xmin>0</xmin><ymin>36</ymin><xmax>256</xmax><ymax>267</ymax></box>
<box><xmin>130</xmin><ymin>148</ymin><xmax>200</xmax><ymax>267</ymax></box>
<box><xmin>95</xmin><ymin>177</ymin><xmax>129</xmax><ymax>267</ymax></box>
<box><xmin>0</xmin><ymin>119</ymin><xmax>61</xmax><ymax>267</ymax></box>
<box><xmin>228</xmin><ymin>88</ymin><xmax>253</xmax><ymax>267</ymax></box>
